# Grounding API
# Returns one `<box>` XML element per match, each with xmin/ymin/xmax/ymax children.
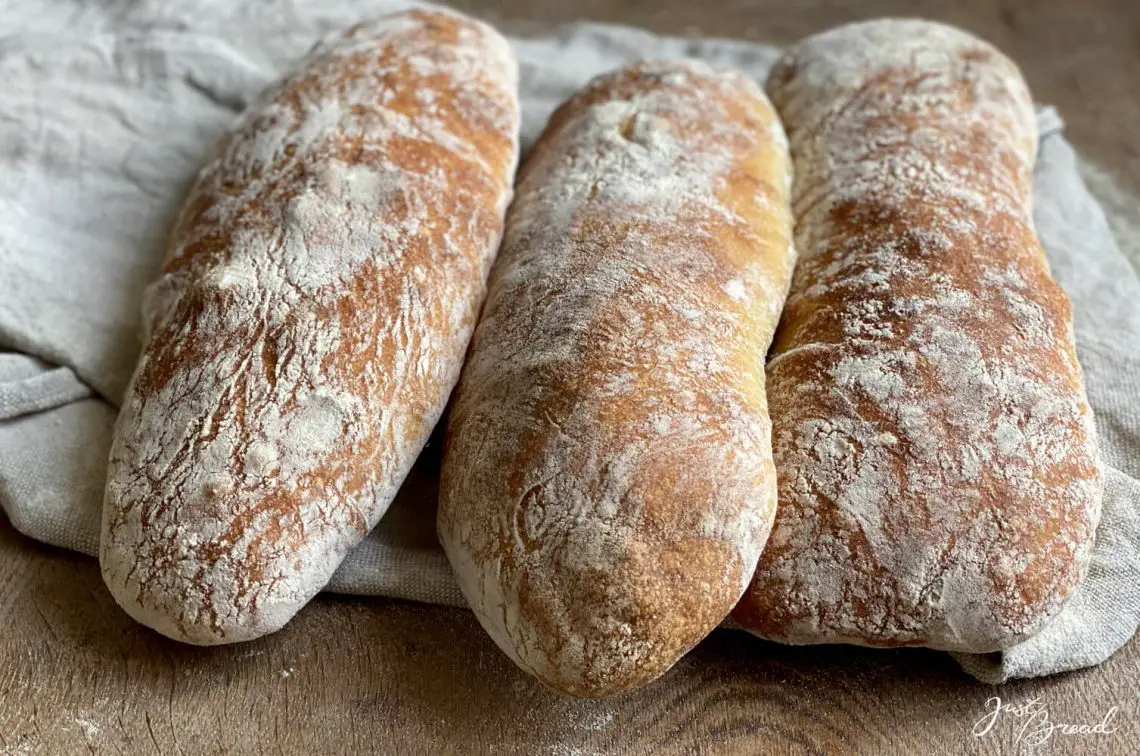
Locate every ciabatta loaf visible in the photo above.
<box><xmin>100</xmin><ymin>9</ymin><xmax>520</xmax><ymax>644</ymax></box>
<box><xmin>439</xmin><ymin>60</ymin><xmax>796</xmax><ymax>697</ymax></box>
<box><xmin>732</xmin><ymin>19</ymin><xmax>1103</xmax><ymax>652</ymax></box>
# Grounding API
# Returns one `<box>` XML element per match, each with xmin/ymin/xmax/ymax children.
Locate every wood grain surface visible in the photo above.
<box><xmin>3</xmin><ymin>0</ymin><xmax>1138</xmax><ymax>754</ymax></box>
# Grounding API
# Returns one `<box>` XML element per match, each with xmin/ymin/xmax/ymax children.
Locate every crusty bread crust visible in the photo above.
<box><xmin>100</xmin><ymin>9</ymin><xmax>519</xmax><ymax>644</ymax></box>
<box><xmin>439</xmin><ymin>60</ymin><xmax>796</xmax><ymax>697</ymax></box>
<box><xmin>732</xmin><ymin>20</ymin><xmax>1103</xmax><ymax>652</ymax></box>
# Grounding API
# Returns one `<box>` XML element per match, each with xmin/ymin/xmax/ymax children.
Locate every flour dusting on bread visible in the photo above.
<box><xmin>101</xmin><ymin>9</ymin><xmax>520</xmax><ymax>644</ymax></box>
<box><xmin>733</xmin><ymin>20</ymin><xmax>1102</xmax><ymax>652</ymax></box>
<box><xmin>440</xmin><ymin>60</ymin><xmax>796</xmax><ymax>696</ymax></box>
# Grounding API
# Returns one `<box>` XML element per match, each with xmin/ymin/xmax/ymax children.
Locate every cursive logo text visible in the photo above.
<box><xmin>973</xmin><ymin>696</ymin><xmax>1119</xmax><ymax>746</ymax></box>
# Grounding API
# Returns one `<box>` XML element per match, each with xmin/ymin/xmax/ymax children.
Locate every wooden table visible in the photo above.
<box><xmin>3</xmin><ymin>1</ymin><xmax>1137</xmax><ymax>753</ymax></box>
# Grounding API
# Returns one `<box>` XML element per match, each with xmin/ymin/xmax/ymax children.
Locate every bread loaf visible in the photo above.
<box><xmin>438</xmin><ymin>60</ymin><xmax>796</xmax><ymax>697</ymax></box>
<box><xmin>100</xmin><ymin>9</ymin><xmax>520</xmax><ymax>644</ymax></box>
<box><xmin>731</xmin><ymin>20</ymin><xmax>1103</xmax><ymax>652</ymax></box>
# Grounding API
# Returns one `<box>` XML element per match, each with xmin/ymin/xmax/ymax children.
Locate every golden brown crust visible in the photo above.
<box><xmin>732</xmin><ymin>20</ymin><xmax>1103</xmax><ymax>652</ymax></box>
<box><xmin>438</xmin><ymin>60</ymin><xmax>795</xmax><ymax>697</ymax></box>
<box><xmin>99</xmin><ymin>9</ymin><xmax>519</xmax><ymax>644</ymax></box>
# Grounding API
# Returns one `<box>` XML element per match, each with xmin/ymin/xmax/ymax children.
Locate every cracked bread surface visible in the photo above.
<box><xmin>732</xmin><ymin>19</ymin><xmax>1102</xmax><ymax>652</ymax></box>
<box><xmin>439</xmin><ymin>59</ymin><xmax>796</xmax><ymax>697</ymax></box>
<box><xmin>100</xmin><ymin>8</ymin><xmax>520</xmax><ymax>644</ymax></box>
